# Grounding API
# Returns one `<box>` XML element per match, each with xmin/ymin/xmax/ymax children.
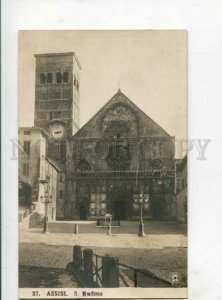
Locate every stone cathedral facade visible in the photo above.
<box><xmin>30</xmin><ymin>52</ymin><xmax>176</xmax><ymax>221</ymax></box>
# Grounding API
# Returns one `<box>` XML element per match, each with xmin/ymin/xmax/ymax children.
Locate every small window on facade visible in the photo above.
<box><xmin>40</xmin><ymin>73</ymin><xmax>46</xmax><ymax>84</ymax></box>
<box><xmin>23</xmin><ymin>163</ymin><xmax>29</xmax><ymax>176</ymax></box>
<box><xmin>74</xmin><ymin>76</ymin><xmax>76</xmax><ymax>86</ymax></box>
<box><xmin>24</xmin><ymin>131</ymin><xmax>31</xmax><ymax>135</ymax></box>
<box><xmin>63</xmin><ymin>72</ymin><xmax>69</xmax><ymax>83</ymax></box>
<box><xmin>56</xmin><ymin>72</ymin><xmax>63</xmax><ymax>84</ymax></box>
<box><xmin>76</xmin><ymin>81</ymin><xmax>79</xmax><ymax>91</ymax></box>
<box><xmin>24</xmin><ymin>141</ymin><xmax>30</xmax><ymax>155</ymax></box>
<box><xmin>46</xmin><ymin>73</ymin><xmax>53</xmax><ymax>83</ymax></box>
<box><xmin>59</xmin><ymin>191</ymin><xmax>63</xmax><ymax>198</ymax></box>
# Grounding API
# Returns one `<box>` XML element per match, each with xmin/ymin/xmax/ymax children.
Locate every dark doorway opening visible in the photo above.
<box><xmin>19</xmin><ymin>182</ymin><xmax>32</xmax><ymax>208</ymax></box>
<box><xmin>112</xmin><ymin>190</ymin><xmax>129</xmax><ymax>221</ymax></box>
<box><xmin>79</xmin><ymin>201</ymin><xmax>88</xmax><ymax>220</ymax></box>
<box><xmin>114</xmin><ymin>201</ymin><xmax>127</xmax><ymax>220</ymax></box>
<box><xmin>150</xmin><ymin>198</ymin><xmax>165</xmax><ymax>220</ymax></box>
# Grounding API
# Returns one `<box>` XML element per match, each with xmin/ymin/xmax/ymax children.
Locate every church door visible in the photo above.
<box><xmin>151</xmin><ymin>198</ymin><xmax>165</xmax><ymax>220</ymax></box>
<box><xmin>112</xmin><ymin>190</ymin><xmax>130</xmax><ymax>220</ymax></box>
<box><xmin>114</xmin><ymin>201</ymin><xmax>127</xmax><ymax>220</ymax></box>
<box><xmin>79</xmin><ymin>201</ymin><xmax>88</xmax><ymax>220</ymax></box>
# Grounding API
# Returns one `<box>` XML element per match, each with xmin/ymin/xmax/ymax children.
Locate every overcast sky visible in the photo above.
<box><xmin>19</xmin><ymin>30</ymin><xmax>187</xmax><ymax>146</ymax></box>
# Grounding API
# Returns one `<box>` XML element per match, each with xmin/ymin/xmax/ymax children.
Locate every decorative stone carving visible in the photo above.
<box><xmin>106</xmin><ymin>139</ymin><xmax>131</xmax><ymax>171</ymax></box>
<box><xmin>78</xmin><ymin>159</ymin><xmax>90</xmax><ymax>171</ymax></box>
<box><xmin>152</xmin><ymin>159</ymin><xmax>163</xmax><ymax>170</ymax></box>
<box><xmin>101</xmin><ymin>104</ymin><xmax>139</xmax><ymax>137</ymax></box>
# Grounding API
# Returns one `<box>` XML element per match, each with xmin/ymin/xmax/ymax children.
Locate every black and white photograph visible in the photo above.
<box><xmin>18</xmin><ymin>30</ymin><xmax>187</xmax><ymax>299</ymax></box>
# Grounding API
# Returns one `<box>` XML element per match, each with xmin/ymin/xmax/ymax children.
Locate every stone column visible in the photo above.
<box><xmin>102</xmin><ymin>256</ymin><xmax>119</xmax><ymax>287</ymax></box>
<box><xmin>83</xmin><ymin>249</ymin><xmax>93</xmax><ymax>281</ymax></box>
<box><xmin>74</xmin><ymin>223</ymin><xmax>79</xmax><ymax>234</ymax></box>
<box><xmin>73</xmin><ymin>245</ymin><xmax>82</xmax><ymax>269</ymax></box>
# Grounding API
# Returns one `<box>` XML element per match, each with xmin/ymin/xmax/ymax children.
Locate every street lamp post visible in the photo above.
<box><xmin>134</xmin><ymin>191</ymin><xmax>149</xmax><ymax>237</ymax></box>
<box><xmin>40</xmin><ymin>192</ymin><xmax>52</xmax><ymax>234</ymax></box>
<box><xmin>108</xmin><ymin>184</ymin><xmax>114</xmax><ymax>216</ymax></box>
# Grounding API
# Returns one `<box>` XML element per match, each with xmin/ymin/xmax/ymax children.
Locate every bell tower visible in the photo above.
<box><xmin>34</xmin><ymin>52</ymin><xmax>81</xmax><ymax>137</ymax></box>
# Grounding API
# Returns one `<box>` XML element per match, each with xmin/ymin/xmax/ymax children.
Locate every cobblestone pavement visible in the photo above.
<box><xmin>19</xmin><ymin>265</ymin><xmax>80</xmax><ymax>288</ymax></box>
<box><xmin>47</xmin><ymin>220</ymin><xmax>187</xmax><ymax>235</ymax></box>
<box><xmin>19</xmin><ymin>243</ymin><xmax>187</xmax><ymax>287</ymax></box>
<box><xmin>19</xmin><ymin>221</ymin><xmax>187</xmax><ymax>287</ymax></box>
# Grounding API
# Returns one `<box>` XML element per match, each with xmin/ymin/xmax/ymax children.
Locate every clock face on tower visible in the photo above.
<box><xmin>50</xmin><ymin>124</ymin><xmax>65</xmax><ymax>139</ymax></box>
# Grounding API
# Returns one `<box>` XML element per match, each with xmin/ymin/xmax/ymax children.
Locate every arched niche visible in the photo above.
<box><xmin>100</xmin><ymin>103</ymin><xmax>139</xmax><ymax>138</ymax></box>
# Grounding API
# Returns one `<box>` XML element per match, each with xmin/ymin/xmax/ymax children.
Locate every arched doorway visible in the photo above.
<box><xmin>112</xmin><ymin>190</ymin><xmax>130</xmax><ymax>220</ymax></box>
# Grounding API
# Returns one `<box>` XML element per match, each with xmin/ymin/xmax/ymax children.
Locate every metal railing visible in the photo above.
<box><xmin>117</xmin><ymin>261</ymin><xmax>171</xmax><ymax>287</ymax></box>
<box><xmin>92</xmin><ymin>253</ymin><xmax>171</xmax><ymax>288</ymax></box>
<box><xmin>93</xmin><ymin>254</ymin><xmax>103</xmax><ymax>286</ymax></box>
<box><xmin>71</xmin><ymin>245</ymin><xmax>173</xmax><ymax>288</ymax></box>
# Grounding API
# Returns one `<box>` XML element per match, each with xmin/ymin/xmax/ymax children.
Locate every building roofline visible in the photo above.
<box><xmin>72</xmin><ymin>89</ymin><xmax>173</xmax><ymax>139</ymax></box>
<box><xmin>19</xmin><ymin>126</ymin><xmax>50</xmax><ymax>138</ymax></box>
<box><xmin>34</xmin><ymin>52</ymin><xmax>82</xmax><ymax>69</ymax></box>
<box><xmin>45</xmin><ymin>157</ymin><xmax>61</xmax><ymax>172</ymax></box>
<box><xmin>176</xmin><ymin>154</ymin><xmax>187</xmax><ymax>172</ymax></box>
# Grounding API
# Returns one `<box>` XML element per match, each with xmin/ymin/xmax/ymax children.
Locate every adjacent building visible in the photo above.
<box><xmin>18</xmin><ymin>127</ymin><xmax>65</xmax><ymax>221</ymax></box>
<box><xmin>19</xmin><ymin>127</ymin><xmax>48</xmax><ymax>209</ymax></box>
<box><xmin>176</xmin><ymin>155</ymin><xmax>187</xmax><ymax>223</ymax></box>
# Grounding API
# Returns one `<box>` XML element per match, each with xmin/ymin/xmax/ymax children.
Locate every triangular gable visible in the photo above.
<box><xmin>72</xmin><ymin>90</ymin><xmax>171</xmax><ymax>139</ymax></box>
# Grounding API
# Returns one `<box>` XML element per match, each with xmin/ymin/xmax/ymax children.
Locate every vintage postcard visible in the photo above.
<box><xmin>18</xmin><ymin>30</ymin><xmax>187</xmax><ymax>299</ymax></box>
